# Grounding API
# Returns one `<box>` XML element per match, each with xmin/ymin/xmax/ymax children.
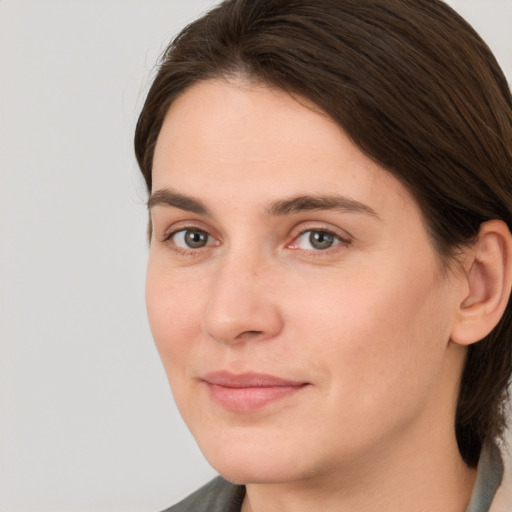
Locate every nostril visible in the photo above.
<box><xmin>235</xmin><ymin>330</ymin><xmax>264</xmax><ymax>341</ymax></box>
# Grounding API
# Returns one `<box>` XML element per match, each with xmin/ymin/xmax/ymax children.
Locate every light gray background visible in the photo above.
<box><xmin>1</xmin><ymin>1</ymin><xmax>511</xmax><ymax>511</ymax></box>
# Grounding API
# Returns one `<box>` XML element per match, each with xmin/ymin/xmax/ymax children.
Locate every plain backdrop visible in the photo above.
<box><xmin>0</xmin><ymin>1</ymin><xmax>511</xmax><ymax>511</ymax></box>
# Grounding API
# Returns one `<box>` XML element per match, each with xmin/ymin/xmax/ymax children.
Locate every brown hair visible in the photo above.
<box><xmin>134</xmin><ymin>0</ymin><xmax>512</xmax><ymax>466</ymax></box>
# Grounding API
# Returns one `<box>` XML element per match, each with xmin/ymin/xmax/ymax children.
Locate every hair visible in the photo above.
<box><xmin>134</xmin><ymin>0</ymin><xmax>512</xmax><ymax>467</ymax></box>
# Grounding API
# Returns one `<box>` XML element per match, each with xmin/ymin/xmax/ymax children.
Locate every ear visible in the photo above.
<box><xmin>450</xmin><ymin>220</ymin><xmax>512</xmax><ymax>346</ymax></box>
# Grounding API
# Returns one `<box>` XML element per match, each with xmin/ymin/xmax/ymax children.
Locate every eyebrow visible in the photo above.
<box><xmin>147</xmin><ymin>189</ymin><xmax>212</xmax><ymax>216</ymax></box>
<box><xmin>148</xmin><ymin>188</ymin><xmax>379</xmax><ymax>219</ymax></box>
<box><xmin>266</xmin><ymin>194</ymin><xmax>379</xmax><ymax>217</ymax></box>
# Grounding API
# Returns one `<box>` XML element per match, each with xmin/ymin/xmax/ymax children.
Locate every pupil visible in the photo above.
<box><xmin>310</xmin><ymin>231</ymin><xmax>333</xmax><ymax>250</ymax></box>
<box><xmin>186</xmin><ymin>230</ymin><xmax>207</xmax><ymax>248</ymax></box>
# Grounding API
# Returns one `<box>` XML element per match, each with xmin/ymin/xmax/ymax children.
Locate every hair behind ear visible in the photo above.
<box><xmin>451</xmin><ymin>220</ymin><xmax>512</xmax><ymax>465</ymax></box>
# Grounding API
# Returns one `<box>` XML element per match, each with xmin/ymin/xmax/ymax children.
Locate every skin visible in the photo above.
<box><xmin>147</xmin><ymin>79</ymin><xmax>479</xmax><ymax>512</ymax></box>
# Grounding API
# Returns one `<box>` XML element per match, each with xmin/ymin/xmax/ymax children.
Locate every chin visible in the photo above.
<box><xmin>209</xmin><ymin>456</ymin><xmax>307</xmax><ymax>486</ymax></box>
<box><xmin>192</xmin><ymin>427</ymin><xmax>316</xmax><ymax>485</ymax></box>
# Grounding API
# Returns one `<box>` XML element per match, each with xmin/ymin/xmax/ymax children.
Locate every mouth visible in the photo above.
<box><xmin>200</xmin><ymin>371</ymin><xmax>309</xmax><ymax>412</ymax></box>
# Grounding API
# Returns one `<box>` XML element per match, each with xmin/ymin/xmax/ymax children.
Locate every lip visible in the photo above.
<box><xmin>201</xmin><ymin>371</ymin><xmax>309</xmax><ymax>412</ymax></box>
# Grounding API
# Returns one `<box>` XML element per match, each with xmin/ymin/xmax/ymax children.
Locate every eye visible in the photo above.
<box><xmin>292</xmin><ymin>229</ymin><xmax>347</xmax><ymax>250</ymax></box>
<box><xmin>170</xmin><ymin>228</ymin><xmax>215</xmax><ymax>249</ymax></box>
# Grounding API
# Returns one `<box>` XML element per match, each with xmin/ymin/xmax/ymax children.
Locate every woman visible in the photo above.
<box><xmin>135</xmin><ymin>0</ymin><xmax>512</xmax><ymax>510</ymax></box>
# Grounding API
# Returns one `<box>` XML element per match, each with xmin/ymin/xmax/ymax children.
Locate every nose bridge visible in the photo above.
<box><xmin>203</xmin><ymin>248</ymin><xmax>282</xmax><ymax>345</ymax></box>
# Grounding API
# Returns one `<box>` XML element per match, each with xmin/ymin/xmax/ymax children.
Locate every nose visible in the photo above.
<box><xmin>202</xmin><ymin>254</ymin><xmax>284</xmax><ymax>346</ymax></box>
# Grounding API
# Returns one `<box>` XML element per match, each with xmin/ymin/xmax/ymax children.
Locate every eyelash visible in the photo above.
<box><xmin>161</xmin><ymin>225</ymin><xmax>351</xmax><ymax>255</ymax></box>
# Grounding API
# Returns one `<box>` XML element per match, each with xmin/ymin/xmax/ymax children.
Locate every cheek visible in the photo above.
<box><xmin>145</xmin><ymin>261</ymin><xmax>204</xmax><ymax>371</ymax></box>
<box><xmin>291</xmin><ymin>259</ymin><xmax>452</xmax><ymax>410</ymax></box>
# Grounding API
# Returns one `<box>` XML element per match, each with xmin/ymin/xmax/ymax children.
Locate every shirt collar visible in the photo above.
<box><xmin>466</xmin><ymin>441</ymin><xmax>504</xmax><ymax>512</ymax></box>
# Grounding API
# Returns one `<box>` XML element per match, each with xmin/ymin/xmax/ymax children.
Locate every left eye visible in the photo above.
<box><xmin>294</xmin><ymin>230</ymin><xmax>344</xmax><ymax>250</ymax></box>
<box><xmin>171</xmin><ymin>228</ymin><xmax>215</xmax><ymax>249</ymax></box>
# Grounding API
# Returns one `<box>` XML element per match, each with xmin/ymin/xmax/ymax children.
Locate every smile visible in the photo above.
<box><xmin>201</xmin><ymin>372</ymin><xmax>309</xmax><ymax>412</ymax></box>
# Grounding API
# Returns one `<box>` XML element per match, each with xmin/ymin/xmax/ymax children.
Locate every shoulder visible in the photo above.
<box><xmin>161</xmin><ymin>476</ymin><xmax>245</xmax><ymax>512</ymax></box>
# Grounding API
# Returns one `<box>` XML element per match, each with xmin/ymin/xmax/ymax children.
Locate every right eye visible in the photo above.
<box><xmin>170</xmin><ymin>228</ymin><xmax>216</xmax><ymax>249</ymax></box>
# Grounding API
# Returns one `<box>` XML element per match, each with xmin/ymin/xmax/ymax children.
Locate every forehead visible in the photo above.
<box><xmin>154</xmin><ymin>80</ymin><xmax>344</xmax><ymax>174</ymax></box>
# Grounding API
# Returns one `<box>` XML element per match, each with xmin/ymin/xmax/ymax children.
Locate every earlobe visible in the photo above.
<box><xmin>450</xmin><ymin>220</ymin><xmax>512</xmax><ymax>346</ymax></box>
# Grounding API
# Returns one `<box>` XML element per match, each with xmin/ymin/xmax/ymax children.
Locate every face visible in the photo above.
<box><xmin>147</xmin><ymin>80</ymin><xmax>465</xmax><ymax>486</ymax></box>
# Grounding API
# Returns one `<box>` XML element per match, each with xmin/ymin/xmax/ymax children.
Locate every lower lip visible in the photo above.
<box><xmin>204</xmin><ymin>382</ymin><xmax>307</xmax><ymax>412</ymax></box>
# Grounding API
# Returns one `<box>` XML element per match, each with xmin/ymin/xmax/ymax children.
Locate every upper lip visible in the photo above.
<box><xmin>201</xmin><ymin>371</ymin><xmax>307</xmax><ymax>388</ymax></box>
